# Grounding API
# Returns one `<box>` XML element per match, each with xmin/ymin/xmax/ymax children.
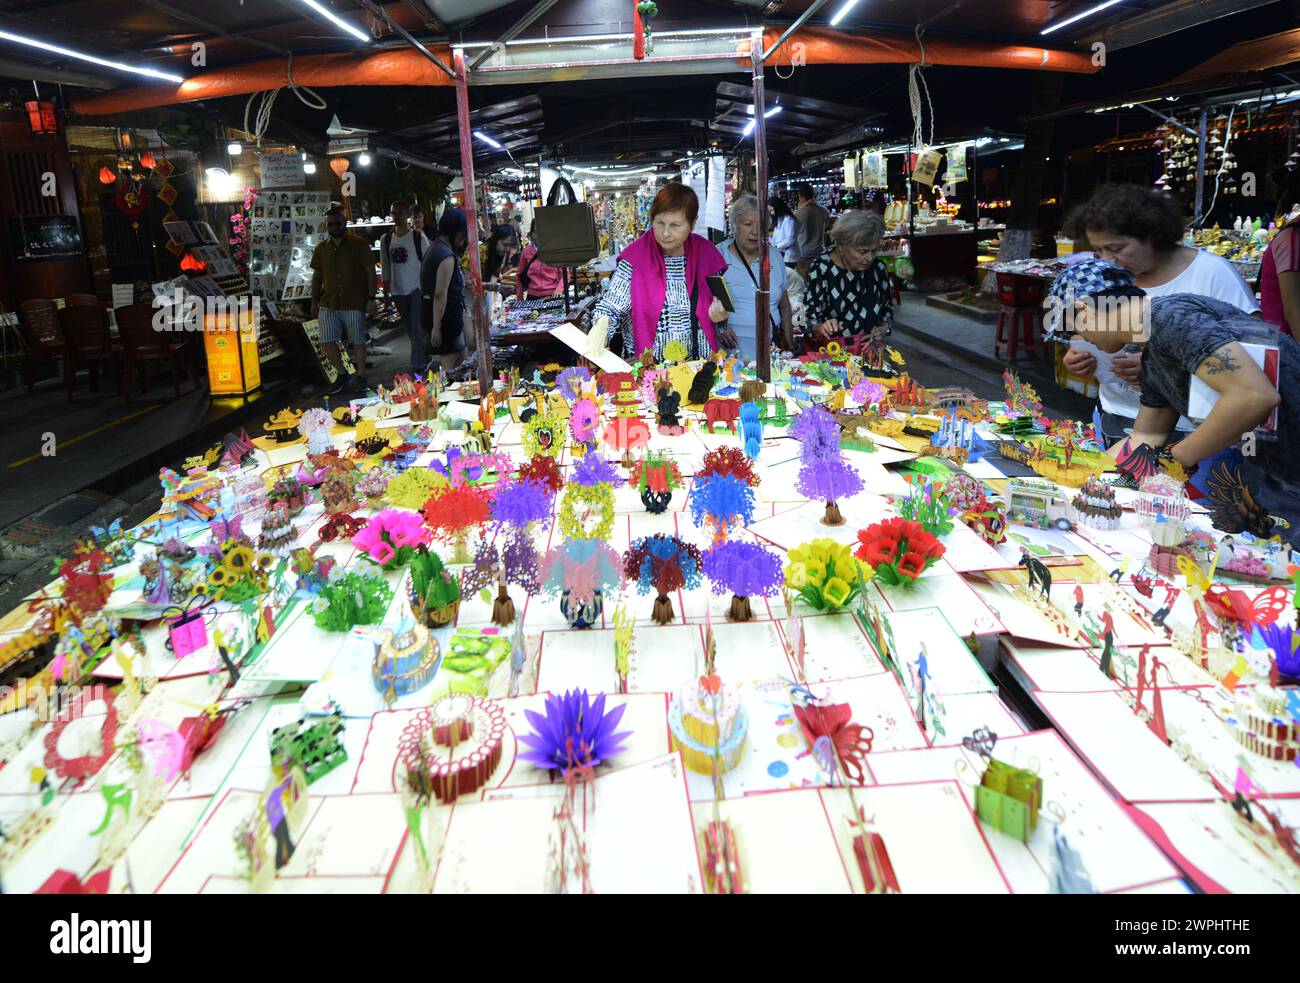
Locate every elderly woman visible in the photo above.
<box><xmin>594</xmin><ymin>183</ymin><xmax>731</xmax><ymax>360</ymax></box>
<box><xmin>718</xmin><ymin>194</ymin><xmax>793</xmax><ymax>360</ymax></box>
<box><xmin>805</xmin><ymin>209</ymin><xmax>894</xmax><ymax>345</ymax></box>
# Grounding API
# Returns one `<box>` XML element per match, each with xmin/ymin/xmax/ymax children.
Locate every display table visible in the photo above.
<box><xmin>0</xmin><ymin>366</ymin><xmax>1294</xmax><ymax>895</ymax></box>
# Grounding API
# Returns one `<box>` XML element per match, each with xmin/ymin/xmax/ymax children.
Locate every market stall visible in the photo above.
<box><xmin>4</xmin><ymin>0</ymin><xmax>1299</xmax><ymax>904</ymax></box>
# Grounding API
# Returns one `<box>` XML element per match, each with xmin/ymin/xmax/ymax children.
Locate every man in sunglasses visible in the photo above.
<box><xmin>311</xmin><ymin>206</ymin><xmax>377</xmax><ymax>394</ymax></box>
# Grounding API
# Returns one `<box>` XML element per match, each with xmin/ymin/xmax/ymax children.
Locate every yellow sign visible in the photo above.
<box><xmin>204</xmin><ymin>312</ymin><xmax>261</xmax><ymax>395</ymax></box>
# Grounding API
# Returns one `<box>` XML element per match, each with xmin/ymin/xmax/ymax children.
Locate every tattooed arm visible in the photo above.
<box><xmin>1171</xmin><ymin>341</ymin><xmax>1281</xmax><ymax>469</ymax></box>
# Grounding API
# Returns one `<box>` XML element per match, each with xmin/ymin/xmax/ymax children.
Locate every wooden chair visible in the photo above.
<box><xmin>17</xmin><ymin>299</ymin><xmax>64</xmax><ymax>391</ymax></box>
<box><xmin>57</xmin><ymin>303</ymin><xmax>120</xmax><ymax>401</ymax></box>
<box><xmin>63</xmin><ymin>293</ymin><xmax>104</xmax><ymax>307</ymax></box>
<box><xmin>115</xmin><ymin>302</ymin><xmax>198</xmax><ymax>400</ymax></box>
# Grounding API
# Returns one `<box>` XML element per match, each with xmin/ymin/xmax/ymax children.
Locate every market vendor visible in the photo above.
<box><xmin>805</xmin><ymin>209</ymin><xmax>894</xmax><ymax>347</ymax></box>
<box><xmin>1060</xmin><ymin>185</ymin><xmax>1258</xmax><ymax>446</ymax></box>
<box><xmin>1048</xmin><ymin>257</ymin><xmax>1299</xmax><ymax>537</ymax></box>
<box><xmin>515</xmin><ymin>223</ymin><xmax>565</xmax><ymax>300</ymax></box>
<box><xmin>718</xmin><ymin>194</ymin><xmax>794</xmax><ymax>360</ymax></box>
<box><xmin>421</xmin><ymin>206</ymin><xmax>470</xmax><ymax>372</ymax></box>
<box><xmin>593</xmin><ymin>182</ymin><xmax>731</xmax><ymax>361</ymax></box>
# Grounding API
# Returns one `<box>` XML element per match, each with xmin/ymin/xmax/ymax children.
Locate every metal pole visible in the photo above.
<box><xmin>469</xmin><ymin>0</ymin><xmax>562</xmax><ymax>72</ymax></box>
<box><xmin>355</xmin><ymin>0</ymin><xmax>457</xmax><ymax>78</ymax></box>
<box><xmin>762</xmin><ymin>0</ymin><xmax>833</xmax><ymax>62</ymax></box>
<box><xmin>751</xmin><ymin>29</ymin><xmax>771</xmax><ymax>383</ymax></box>
<box><xmin>1194</xmin><ymin>108</ymin><xmax>1208</xmax><ymax>226</ymax></box>
<box><xmin>455</xmin><ymin>48</ymin><xmax>492</xmax><ymax>393</ymax></box>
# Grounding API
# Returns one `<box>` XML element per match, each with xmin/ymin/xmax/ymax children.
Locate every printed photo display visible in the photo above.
<box><xmin>248</xmin><ymin>190</ymin><xmax>332</xmax><ymax>301</ymax></box>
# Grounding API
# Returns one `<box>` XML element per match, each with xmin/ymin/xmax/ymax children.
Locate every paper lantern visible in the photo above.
<box><xmin>98</xmin><ymin>166</ymin><xmax>118</xmax><ymax>186</ymax></box>
<box><xmin>204</xmin><ymin>311</ymin><xmax>261</xmax><ymax>396</ymax></box>
<box><xmin>139</xmin><ymin>152</ymin><xmax>157</xmax><ymax>170</ymax></box>
<box><xmin>24</xmin><ymin>100</ymin><xmax>57</xmax><ymax>135</ymax></box>
<box><xmin>329</xmin><ymin>157</ymin><xmax>350</xmax><ymax>180</ymax></box>
<box><xmin>180</xmin><ymin>252</ymin><xmax>206</xmax><ymax>272</ymax></box>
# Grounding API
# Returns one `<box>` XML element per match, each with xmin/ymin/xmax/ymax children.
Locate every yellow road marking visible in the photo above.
<box><xmin>7</xmin><ymin>404</ymin><xmax>161</xmax><ymax>468</ymax></box>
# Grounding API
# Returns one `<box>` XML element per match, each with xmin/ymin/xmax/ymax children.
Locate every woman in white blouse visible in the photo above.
<box><xmin>770</xmin><ymin>198</ymin><xmax>799</xmax><ymax>266</ymax></box>
<box><xmin>1061</xmin><ymin>184</ymin><xmax>1258</xmax><ymax>446</ymax></box>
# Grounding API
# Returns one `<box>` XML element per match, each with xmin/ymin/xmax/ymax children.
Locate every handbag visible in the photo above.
<box><xmin>532</xmin><ymin>176</ymin><xmax>599</xmax><ymax>267</ymax></box>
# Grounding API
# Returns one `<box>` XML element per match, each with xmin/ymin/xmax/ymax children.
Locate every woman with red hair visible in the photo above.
<box><xmin>594</xmin><ymin>183</ymin><xmax>733</xmax><ymax>360</ymax></box>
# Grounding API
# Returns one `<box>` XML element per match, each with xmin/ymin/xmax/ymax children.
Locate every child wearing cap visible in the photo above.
<box><xmin>1048</xmin><ymin>257</ymin><xmax>1300</xmax><ymax>538</ymax></box>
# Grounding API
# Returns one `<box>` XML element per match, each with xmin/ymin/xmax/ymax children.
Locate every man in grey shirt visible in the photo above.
<box><xmin>794</xmin><ymin>182</ymin><xmax>829</xmax><ymax>277</ymax></box>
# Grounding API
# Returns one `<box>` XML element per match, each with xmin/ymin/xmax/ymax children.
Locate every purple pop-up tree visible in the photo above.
<box><xmin>792</xmin><ymin>405</ymin><xmax>863</xmax><ymax>526</ymax></box>
<box><xmin>703</xmin><ymin>540</ymin><xmax>784</xmax><ymax>622</ymax></box>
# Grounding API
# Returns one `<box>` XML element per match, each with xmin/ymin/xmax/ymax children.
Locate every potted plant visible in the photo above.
<box><xmin>406</xmin><ymin>548</ymin><xmax>461</xmax><ymax>628</ymax></box>
<box><xmin>784</xmin><ymin>539</ymin><xmax>872</xmax><ymax>612</ymax></box>
<box><xmin>538</xmin><ymin>539</ymin><xmax>624</xmax><ymax>629</ymax></box>
<box><xmin>854</xmin><ymin>519</ymin><xmax>947</xmax><ymax>588</ymax></box>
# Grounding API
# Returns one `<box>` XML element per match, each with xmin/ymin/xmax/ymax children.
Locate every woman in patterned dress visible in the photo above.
<box><xmin>805</xmin><ymin>209</ymin><xmax>893</xmax><ymax>347</ymax></box>
<box><xmin>594</xmin><ymin>183</ymin><xmax>732</xmax><ymax>361</ymax></box>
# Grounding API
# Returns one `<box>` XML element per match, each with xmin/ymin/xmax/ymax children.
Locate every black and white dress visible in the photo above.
<box><xmin>804</xmin><ymin>254</ymin><xmax>893</xmax><ymax>337</ymax></box>
<box><xmin>595</xmin><ymin>255</ymin><xmax>710</xmax><ymax>361</ymax></box>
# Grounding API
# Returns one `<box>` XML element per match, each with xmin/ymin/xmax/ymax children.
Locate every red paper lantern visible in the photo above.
<box><xmin>98</xmin><ymin>166</ymin><xmax>118</xmax><ymax>186</ymax></box>
<box><xmin>180</xmin><ymin>252</ymin><xmax>207</xmax><ymax>272</ymax></box>
<box><xmin>139</xmin><ymin>152</ymin><xmax>157</xmax><ymax>170</ymax></box>
<box><xmin>24</xmin><ymin>100</ymin><xmax>57</xmax><ymax>135</ymax></box>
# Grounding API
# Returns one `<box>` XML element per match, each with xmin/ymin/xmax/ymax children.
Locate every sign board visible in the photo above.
<box><xmin>11</xmin><ymin>215</ymin><xmax>83</xmax><ymax>260</ymax></box>
<box><xmin>258</xmin><ymin>153</ymin><xmax>306</xmax><ymax>190</ymax></box>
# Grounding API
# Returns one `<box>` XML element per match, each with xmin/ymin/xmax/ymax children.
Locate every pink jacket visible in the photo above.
<box><xmin>619</xmin><ymin>230</ymin><xmax>727</xmax><ymax>356</ymax></box>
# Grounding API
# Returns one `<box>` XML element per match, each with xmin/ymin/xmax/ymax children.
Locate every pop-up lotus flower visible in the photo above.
<box><xmin>353</xmin><ymin>509</ymin><xmax>430</xmax><ymax>569</ymax></box>
<box><xmin>517</xmin><ymin>689</ymin><xmax>632</xmax><ymax>776</ymax></box>
<box><xmin>784</xmin><ymin>539</ymin><xmax>870</xmax><ymax>611</ymax></box>
<box><xmin>854</xmin><ymin>518</ymin><xmax>946</xmax><ymax>588</ymax></box>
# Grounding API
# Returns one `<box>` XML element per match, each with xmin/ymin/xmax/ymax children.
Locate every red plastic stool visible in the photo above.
<box><xmin>994</xmin><ymin>273</ymin><xmax>1044</xmax><ymax>360</ymax></box>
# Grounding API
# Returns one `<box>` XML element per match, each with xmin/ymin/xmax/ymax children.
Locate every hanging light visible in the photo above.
<box><xmin>24</xmin><ymin>99</ymin><xmax>57</xmax><ymax>135</ymax></box>
<box><xmin>358</xmin><ymin>152</ymin><xmax>371</xmax><ymax>166</ymax></box>
<box><xmin>180</xmin><ymin>252</ymin><xmax>207</xmax><ymax>272</ymax></box>
<box><xmin>227</xmin><ymin>141</ymin><xmax>243</xmax><ymax>156</ymax></box>
<box><xmin>139</xmin><ymin>152</ymin><xmax>157</xmax><ymax>170</ymax></box>
<box><xmin>329</xmin><ymin>158</ymin><xmax>350</xmax><ymax>179</ymax></box>
<box><xmin>98</xmin><ymin>165</ymin><xmax>117</xmax><ymax>185</ymax></box>
<box><xmin>304</xmin><ymin>160</ymin><xmax>317</xmax><ymax>174</ymax></box>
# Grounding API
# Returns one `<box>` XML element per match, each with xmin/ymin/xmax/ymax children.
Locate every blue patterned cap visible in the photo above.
<box><xmin>1044</xmin><ymin>258</ymin><xmax>1137</xmax><ymax>338</ymax></box>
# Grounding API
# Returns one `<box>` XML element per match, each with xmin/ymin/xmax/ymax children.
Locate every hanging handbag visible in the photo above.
<box><xmin>532</xmin><ymin>176</ymin><xmax>599</xmax><ymax>267</ymax></box>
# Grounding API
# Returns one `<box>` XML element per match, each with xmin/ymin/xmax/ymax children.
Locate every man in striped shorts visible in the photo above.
<box><xmin>311</xmin><ymin>206</ymin><xmax>377</xmax><ymax>395</ymax></box>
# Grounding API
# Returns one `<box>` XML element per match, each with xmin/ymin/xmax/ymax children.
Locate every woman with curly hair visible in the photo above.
<box><xmin>1060</xmin><ymin>184</ymin><xmax>1257</xmax><ymax>445</ymax></box>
